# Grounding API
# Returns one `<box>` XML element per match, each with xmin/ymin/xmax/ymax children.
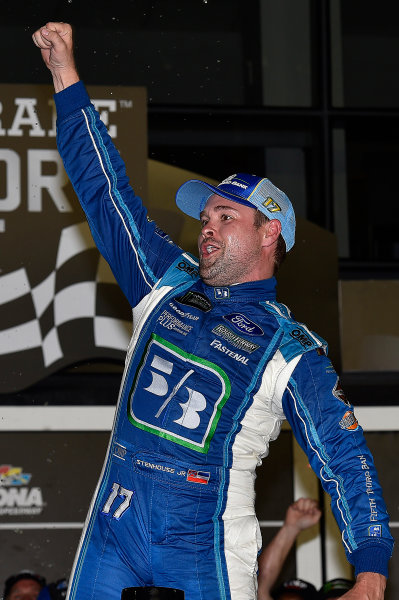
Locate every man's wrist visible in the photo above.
<box><xmin>281</xmin><ymin>522</ymin><xmax>301</xmax><ymax>538</ymax></box>
<box><xmin>51</xmin><ymin>68</ymin><xmax>80</xmax><ymax>93</ymax></box>
<box><xmin>354</xmin><ymin>572</ymin><xmax>386</xmax><ymax>598</ymax></box>
<box><xmin>53</xmin><ymin>81</ymin><xmax>91</xmax><ymax>122</ymax></box>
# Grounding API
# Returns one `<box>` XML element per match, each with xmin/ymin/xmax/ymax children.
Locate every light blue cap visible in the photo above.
<box><xmin>176</xmin><ymin>173</ymin><xmax>296</xmax><ymax>251</ymax></box>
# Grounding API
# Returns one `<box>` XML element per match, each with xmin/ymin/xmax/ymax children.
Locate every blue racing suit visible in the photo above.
<box><xmin>55</xmin><ymin>82</ymin><xmax>393</xmax><ymax>600</ymax></box>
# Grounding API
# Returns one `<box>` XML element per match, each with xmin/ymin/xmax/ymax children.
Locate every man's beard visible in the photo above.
<box><xmin>199</xmin><ymin>254</ymin><xmax>232</xmax><ymax>286</ymax></box>
<box><xmin>199</xmin><ymin>243</ymin><xmax>261</xmax><ymax>287</ymax></box>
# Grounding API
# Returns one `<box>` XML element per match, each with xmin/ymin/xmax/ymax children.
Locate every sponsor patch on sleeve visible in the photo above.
<box><xmin>175</xmin><ymin>260</ymin><xmax>199</xmax><ymax>278</ymax></box>
<box><xmin>339</xmin><ymin>410</ymin><xmax>359</xmax><ymax>431</ymax></box>
<box><xmin>333</xmin><ymin>377</ymin><xmax>351</xmax><ymax>407</ymax></box>
<box><xmin>290</xmin><ymin>328</ymin><xmax>313</xmax><ymax>348</ymax></box>
<box><xmin>368</xmin><ymin>524</ymin><xmax>382</xmax><ymax>537</ymax></box>
<box><xmin>154</xmin><ymin>224</ymin><xmax>174</xmax><ymax>244</ymax></box>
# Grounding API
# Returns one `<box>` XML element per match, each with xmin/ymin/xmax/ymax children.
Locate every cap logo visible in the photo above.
<box><xmin>263</xmin><ymin>197</ymin><xmax>281</xmax><ymax>212</ymax></box>
<box><xmin>219</xmin><ymin>175</ymin><xmax>248</xmax><ymax>190</ymax></box>
<box><xmin>230</xmin><ymin>181</ymin><xmax>248</xmax><ymax>189</ymax></box>
<box><xmin>219</xmin><ymin>174</ymin><xmax>237</xmax><ymax>186</ymax></box>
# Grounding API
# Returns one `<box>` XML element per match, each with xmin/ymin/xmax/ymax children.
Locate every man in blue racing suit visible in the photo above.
<box><xmin>33</xmin><ymin>22</ymin><xmax>393</xmax><ymax>600</ymax></box>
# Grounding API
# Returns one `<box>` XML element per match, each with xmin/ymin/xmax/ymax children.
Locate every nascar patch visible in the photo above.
<box><xmin>175</xmin><ymin>290</ymin><xmax>212</xmax><ymax>312</ymax></box>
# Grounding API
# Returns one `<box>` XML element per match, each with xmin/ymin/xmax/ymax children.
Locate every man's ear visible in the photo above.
<box><xmin>261</xmin><ymin>219</ymin><xmax>282</xmax><ymax>248</ymax></box>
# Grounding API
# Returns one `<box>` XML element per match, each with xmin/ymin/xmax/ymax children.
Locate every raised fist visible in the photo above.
<box><xmin>32</xmin><ymin>22</ymin><xmax>79</xmax><ymax>91</ymax></box>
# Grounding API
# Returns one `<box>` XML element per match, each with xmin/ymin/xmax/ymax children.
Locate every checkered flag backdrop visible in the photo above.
<box><xmin>0</xmin><ymin>221</ymin><xmax>132</xmax><ymax>393</ymax></box>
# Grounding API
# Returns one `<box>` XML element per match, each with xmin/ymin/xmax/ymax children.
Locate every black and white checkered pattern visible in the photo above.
<box><xmin>0</xmin><ymin>222</ymin><xmax>132</xmax><ymax>393</ymax></box>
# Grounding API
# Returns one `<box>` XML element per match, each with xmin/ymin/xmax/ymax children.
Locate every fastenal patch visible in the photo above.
<box><xmin>175</xmin><ymin>290</ymin><xmax>212</xmax><ymax>312</ymax></box>
<box><xmin>210</xmin><ymin>339</ymin><xmax>249</xmax><ymax>365</ymax></box>
<box><xmin>212</xmin><ymin>324</ymin><xmax>259</xmax><ymax>353</ymax></box>
<box><xmin>339</xmin><ymin>410</ymin><xmax>359</xmax><ymax>431</ymax></box>
<box><xmin>223</xmin><ymin>313</ymin><xmax>264</xmax><ymax>336</ymax></box>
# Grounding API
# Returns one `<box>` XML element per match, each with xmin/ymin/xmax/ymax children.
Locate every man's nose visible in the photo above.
<box><xmin>202</xmin><ymin>219</ymin><xmax>217</xmax><ymax>237</ymax></box>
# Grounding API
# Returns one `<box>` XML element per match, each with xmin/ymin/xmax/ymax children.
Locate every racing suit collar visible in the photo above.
<box><xmin>199</xmin><ymin>276</ymin><xmax>277</xmax><ymax>301</ymax></box>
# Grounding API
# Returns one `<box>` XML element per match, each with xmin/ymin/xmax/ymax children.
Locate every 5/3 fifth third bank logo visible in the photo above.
<box><xmin>128</xmin><ymin>334</ymin><xmax>231</xmax><ymax>453</ymax></box>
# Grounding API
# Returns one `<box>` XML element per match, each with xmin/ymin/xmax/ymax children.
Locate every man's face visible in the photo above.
<box><xmin>198</xmin><ymin>194</ymin><xmax>265</xmax><ymax>286</ymax></box>
<box><xmin>7</xmin><ymin>579</ymin><xmax>42</xmax><ymax>600</ymax></box>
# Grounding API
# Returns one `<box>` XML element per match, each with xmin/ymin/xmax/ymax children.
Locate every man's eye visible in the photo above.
<box><xmin>221</xmin><ymin>214</ymin><xmax>232</xmax><ymax>220</ymax></box>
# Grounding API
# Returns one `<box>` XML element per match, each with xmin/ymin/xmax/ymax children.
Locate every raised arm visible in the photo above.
<box><xmin>283</xmin><ymin>350</ymin><xmax>393</xmax><ymax>599</ymax></box>
<box><xmin>257</xmin><ymin>498</ymin><xmax>321</xmax><ymax>600</ymax></box>
<box><xmin>32</xmin><ymin>22</ymin><xmax>184</xmax><ymax>307</ymax></box>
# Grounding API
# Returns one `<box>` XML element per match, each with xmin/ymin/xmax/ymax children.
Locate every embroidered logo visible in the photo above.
<box><xmin>222</xmin><ymin>313</ymin><xmax>264</xmax><ymax>336</ymax></box>
<box><xmin>339</xmin><ymin>410</ymin><xmax>358</xmax><ymax>431</ymax></box>
<box><xmin>263</xmin><ymin>197</ymin><xmax>281</xmax><ymax>212</ymax></box>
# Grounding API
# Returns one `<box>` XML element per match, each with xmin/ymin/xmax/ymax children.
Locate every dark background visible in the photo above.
<box><xmin>1</xmin><ymin>0</ymin><xmax>398</xmax><ymax>596</ymax></box>
<box><xmin>2</xmin><ymin>0</ymin><xmax>399</xmax><ymax>274</ymax></box>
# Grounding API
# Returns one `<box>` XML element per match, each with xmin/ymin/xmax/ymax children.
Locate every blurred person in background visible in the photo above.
<box><xmin>318</xmin><ymin>579</ymin><xmax>355</xmax><ymax>599</ymax></box>
<box><xmin>3</xmin><ymin>571</ymin><xmax>45</xmax><ymax>600</ymax></box>
<box><xmin>37</xmin><ymin>579</ymin><xmax>68</xmax><ymax>600</ymax></box>
<box><xmin>272</xmin><ymin>579</ymin><xmax>317</xmax><ymax>600</ymax></box>
<box><xmin>258</xmin><ymin>498</ymin><xmax>322</xmax><ymax>600</ymax></box>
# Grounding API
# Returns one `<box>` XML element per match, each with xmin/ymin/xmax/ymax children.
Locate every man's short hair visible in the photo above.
<box><xmin>318</xmin><ymin>578</ymin><xmax>354</xmax><ymax>598</ymax></box>
<box><xmin>273</xmin><ymin>578</ymin><xmax>317</xmax><ymax>600</ymax></box>
<box><xmin>3</xmin><ymin>571</ymin><xmax>46</xmax><ymax>599</ymax></box>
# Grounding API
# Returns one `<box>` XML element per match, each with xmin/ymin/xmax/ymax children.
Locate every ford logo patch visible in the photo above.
<box><xmin>222</xmin><ymin>313</ymin><xmax>264</xmax><ymax>336</ymax></box>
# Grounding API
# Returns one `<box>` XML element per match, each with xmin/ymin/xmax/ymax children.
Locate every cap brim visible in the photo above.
<box><xmin>175</xmin><ymin>180</ymin><xmax>218</xmax><ymax>219</ymax></box>
<box><xmin>175</xmin><ymin>179</ymin><xmax>254</xmax><ymax>219</ymax></box>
